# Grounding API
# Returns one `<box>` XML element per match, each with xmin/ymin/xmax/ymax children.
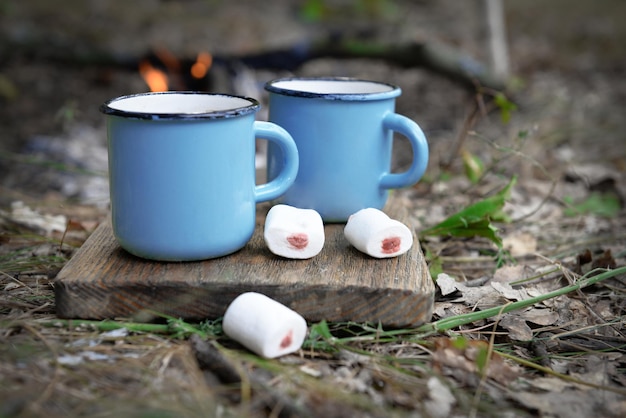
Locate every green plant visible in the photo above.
<box><xmin>493</xmin><ymin>92</ymin><xmax>517</xmax><ymax>124</ymax></box>
<box><xmin>563</xmin><ymin>192</ymin><xmax>621</xmax><ymax>218</ymax></box>
<box><xmin>420</xmin><ymin>176</ymin><xmax>516</xmax><ymax>249</ymax></box>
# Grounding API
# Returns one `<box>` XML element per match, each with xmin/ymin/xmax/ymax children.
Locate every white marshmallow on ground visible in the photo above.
<box><xmin>222</xmin><ymin>292</ymin><xmax>307</xmax><ymax>358</ymax></box>
<box><xmin>264</xmin><ymin>204</ymin><xmax>325</xmax><ymax>259</ymax></box>
<box><xmin>344</xmin><ymin>208</ymin><xmax>413</xmax><ymax>258</ymax></box>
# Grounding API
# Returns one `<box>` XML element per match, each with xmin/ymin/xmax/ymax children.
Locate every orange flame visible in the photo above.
<box><xmin>190</xmin><ymin>52</ymin><xmax>213</xmax><ymax>79</ymax></box>
<box><xmin>139</xmin><ymin>60</ymin><xmax>168</xmax><ymax>92</ymax></box>
<box><xmin>139</xmin><ymin>48</ymin><xmax>212</xmax><ymax>92</ymax></box>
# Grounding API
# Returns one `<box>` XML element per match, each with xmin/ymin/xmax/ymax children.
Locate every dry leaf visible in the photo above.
<box><xmin>519</xmin><ymin>307</ymin><xmax>560</xmax><ymax>326</ymax></box>
<box><xmin>436</xmin><ymin>273</ymin><xmax>503</xmax><ymax>308</ymax></box>
<box><xmin>7</xmin><ymin>201</ymin><xmax>67</xmax><ymax>236</ymax></box>
<box><xmin>436</xmin><ymin>273</ymin><xmax>459</xmax><ymax>296</ymax></box>
<box><xmin>491</xmin><ymin>265</ymin><xmax>535</xmax><ymax>300</ymax></box>
<box><xmin>432</xmin><ymin>302</ymin><xmax>471</xmax><ymax>319</ymax></box>
<box><xmin>492</xmin><ymin>265</ymin><xmax>534</xmax><ymax>284</ymax></box>
<box><xmin>432</xmin><ymin>337</ymin><xmax>520</xmax><ymax>385</ymax></box>
<box><xmin>491</xmin><ymin>281</ymin><xmax>529</xmax><ymax>301</ymax></box>
<box><xmin>499</xmin><ymin>314</ymin><xmax>533</xmax><ymax>341</ymax></box>
<box><xmin>502</xmin><ymin>232</ymin><xmax>537</xmax><ymax>256</ymax></box>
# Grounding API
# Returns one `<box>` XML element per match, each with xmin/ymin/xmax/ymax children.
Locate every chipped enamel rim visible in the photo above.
<box><xmin>265</xmin><ymin>77</ymin><xmax>401</xmax><ymax>101</ymax></box>
<box><xmin>100</xmin><ymin>91</ymin><xmax>260</xmax><ymax>120</ymax></box>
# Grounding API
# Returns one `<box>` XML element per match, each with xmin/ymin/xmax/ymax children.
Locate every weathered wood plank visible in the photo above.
<box><xmin>54</xmin><ymin>193</ymin><xmax>434</xmax><ymax>327</ymax></box>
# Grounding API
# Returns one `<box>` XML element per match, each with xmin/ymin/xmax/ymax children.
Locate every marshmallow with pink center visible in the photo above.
<box><xmin>222</xmin><ymin>292</ymin><xmax>307</xmax><ymax>358</ymax></box>
<box><xmin>264</xmin><ymin>204</ymin><xmax>325</xmax><ymax>259</ymax></box>
<box><xmin>344</xmin><ymin>208</ymin><xmax>413</xmax><ymax>258</ymax></box>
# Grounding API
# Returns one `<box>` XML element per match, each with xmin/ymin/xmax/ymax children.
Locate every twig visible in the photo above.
<box><xmin>469</xmin><ymin>131</ymin><xmax>561</xmax><ymax>222</ymax></box>
<box><xmin>444</xmin><ymin>97</ymin><xmax>482</xmax><ymax>170</ymax></box>
<box><xmin>548</xmin><ymin>320</ymin><xmax>626</xmax><ymax>342</ymax></box>
<box><xmin>483</xmin><ymin>0</ymin><xmax>510</xmax><ymax>78</ymax></box>
<box><xmin>4</xmin><ymin>30</ymin><xmax>507</xmax><ymax>93</ymax></box>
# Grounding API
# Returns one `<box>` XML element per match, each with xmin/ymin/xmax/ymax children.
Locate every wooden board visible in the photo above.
<box><xmin>55</xmin><ymin>193</ymin><xmax>434</xmax><ymax>328</ymax></box>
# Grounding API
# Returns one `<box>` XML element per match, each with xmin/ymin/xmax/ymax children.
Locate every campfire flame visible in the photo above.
<box><xmin>139</xmin><ymin>60</ymin><xmax>169</xmax><ymax>92</ymax></box>
<box><xmin>191</xmin><ymin>52</ymin><xmax>213</xmax><ymax>79</ymax></box>
<box><xmin>139</xmin><ymin>48</ymin><xmax>213</xmax><ymax>92</ymax></box>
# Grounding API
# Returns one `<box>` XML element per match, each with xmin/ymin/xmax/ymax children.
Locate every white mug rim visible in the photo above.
<box><xmin>100</xmin><ymin>91</ymin><xmax>260</xmax><ymax>120</ymax></box>
<box><xmin>265</xmin><ymin>77</ymin><xmax>401</xmax><ymax>101</ymax></box>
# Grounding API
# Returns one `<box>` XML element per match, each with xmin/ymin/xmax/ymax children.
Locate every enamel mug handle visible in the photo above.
<box><xmin>254</xmin><ymin>121</ymin><xmax>299</xmax><ymax>202</ymax></box>
<box><xmin>379</xmin><ymin>113</ymin><xmax>429</xmax><ymax>190</ymax></box>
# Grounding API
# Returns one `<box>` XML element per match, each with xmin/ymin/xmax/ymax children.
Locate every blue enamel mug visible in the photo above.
<box><xmin>101</xmin><ymin>92</ymin><xmax>298</xmax><ymax>261</ymax></box>
<box><xmin>265</xmin><ymin>77</ymin><xmax>429</xmax><ymax>222</ymax></box>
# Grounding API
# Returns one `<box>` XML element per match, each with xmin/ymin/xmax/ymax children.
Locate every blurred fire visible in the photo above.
<box><xmin>138</xmin><ymin>60</ymin><xmax>168</xmax><ymax>92</ymax></box>
<box><xmin>139</xmin><ymin>47</ymin><xmax>213</xmax><ymax>92</ymax></box>
<box><xmin>191</xmin><ymin>52</ymin><xmax>213</xmax><ymax>79</ymax></box>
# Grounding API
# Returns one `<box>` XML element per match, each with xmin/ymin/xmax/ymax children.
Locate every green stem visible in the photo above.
<box><xmin>40</xmin><ymin>319</ymin><xmax>171</xmax><ymax>333</ymax></box>
<box><xmin>39</xmin><ymin>267</ymin><xmax>624</xmax><ymax>344</ymax></box>
<box><xmin>416</xmin><ymin>266</ymin><xmax>626</xmax><ymax>334</ymax></box>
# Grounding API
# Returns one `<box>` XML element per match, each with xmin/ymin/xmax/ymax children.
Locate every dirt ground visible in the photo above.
<box><xmin>1</xmin><ymin>1</ymin><xmax>625</xmax><ymax>417</ymax></box>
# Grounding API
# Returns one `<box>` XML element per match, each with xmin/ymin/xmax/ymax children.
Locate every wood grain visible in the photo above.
<box><xmin>55</xmin><ymin>193</ymin><xmax>434</xmax><ymax>328</ymax></box>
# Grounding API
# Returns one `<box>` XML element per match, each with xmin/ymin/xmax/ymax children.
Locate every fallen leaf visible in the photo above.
<box><xmin>7</xmin><ymin>201</ymin><xmax>68</xmax><ymax>236</ymax></box>
<box><xmin>591</xmin><ymin>249</ymin><xmax>617</xmax><ymax>270</ymax></box>
<box><xmin>491</xmin><ymin>265</ymin><xmax>533</xmax><ymax>300</ymax></box>
<box><xmin>491</xmin><ymin>281</ymin><xmax>528</xmax><ymax>301</ymax></box>
<box><xmin>436</xmin><ymin>273</ymin><xmax>459</xmax><ymax>296</ymax></box>
<box><xmin>492</xmin><ymin>265</ymin><xmax>533</xmax><ymax>284</ymax></box>
<box><xmin>436</xmin><ymin>273</ymin><xmax>502</xmax><ymax>308</ymax></box>
<box><xmin>499</xmin><ymin>314</ymin><xmax>533</xmax><ymax>341</ymax></box>
<box><xmin>431</xmin><ymin>301</ymin><xmax>472</xmax><ymax>319</ymax></box>
<box><xmin>4</xmin><ymin>282</ymin><xmax>23</xmax><ymax>291</ymax></box>
<box><xmin>519</xmin><ymin>307</ymin><xmax>560</xmax><ymax>326</ymax></box>
<box><xmin>432</xmin><ymin>337</ymin><xmax>520</xmax><ymax>385</ymax></box>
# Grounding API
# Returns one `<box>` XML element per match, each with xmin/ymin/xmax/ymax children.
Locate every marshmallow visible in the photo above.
<box><xmin>263</xmin><ymin>204</ymin><xmax>325</xmax><ymax>259</ymax></box>
<box><xmin>222</xmin><ymin>292</ymin><xmax>307</xmax><ymax>358</ymax></box>
<box><xmin>344</xmin><ymin>208</ymin><xmax>413</xmax><ymax>258</ymax></box>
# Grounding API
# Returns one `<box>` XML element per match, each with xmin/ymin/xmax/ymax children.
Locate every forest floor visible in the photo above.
<box><xmin>1</xmin><ymin>1</ymin><xmax>625</xmax><ymax>417</ymax></box>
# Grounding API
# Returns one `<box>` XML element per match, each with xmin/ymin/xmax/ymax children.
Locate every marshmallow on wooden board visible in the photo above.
<box><xmin>344</xmin><ymin>208</ymin><xmax>413</xmax><ymax>258</ymax></box>
<box><xmin>264</xmin><ymin>204</ymin><xmax>325</xmax><ymax>259</ymax></box>
<box><xmin>222</xmin><ymin>292</ymin><xmax>307</xmax><ymax>358</ymax></box>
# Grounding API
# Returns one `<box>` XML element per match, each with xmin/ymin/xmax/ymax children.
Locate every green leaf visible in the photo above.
<box><xmin>299</xmin><ymin>0</ymin><xmax>326</xmax><ymax>21</ymax></box>
<box><xmin>303</xmin><ymin>320</ymin><xmax>337</xmax><ymax>351</ymax></box>
<box><xmin>494</xmin><ymin>92</ymin><xmax>517</xmax><ymax>124</ymax></box>
<box><xmin>309</xmin><ymin>320</ymin><xmax>333</xmax><ymax>340</ymax></box>
<box><xmin>462</xmin><ymin>149</ymin><xmax>485</xmax><ymax>184</ymax></box>
<box><xmin>420</xmin><ymin>176</ymin><xmax>517</xmax><ymax>248</ymax></box>
<box><xmin>564</xmin><ymin>192</ymin><xmax>621</xmax><ymax>218</ymax></box>
<box><xmin>475</xmin><ymin>345</ymin><xmax>489</xmax><ymax>374</ymax></box>
<box><xmin>451</xmin><ymin>335</ymin><xmax>469</xmax><ymax>350</ymax></box>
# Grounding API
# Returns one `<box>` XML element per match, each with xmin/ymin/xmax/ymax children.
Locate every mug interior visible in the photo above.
<box><xmin>269</xmin><ymin>79</ymin><xmax>396</xmax><ymax>95</ymax></box>
<box><xmin>102</xmin><ymin>92</ymin><xmax>258</xmax><ymax>119</ymax></box>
